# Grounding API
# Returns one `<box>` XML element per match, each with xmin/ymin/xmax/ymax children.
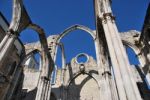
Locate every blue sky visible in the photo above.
<box><xmin>0</xmin><ymin>0</ymin><xmax>149</xmax><ymax>66</ymax></box>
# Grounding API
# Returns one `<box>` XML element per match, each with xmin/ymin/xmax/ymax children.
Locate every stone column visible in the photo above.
<box><xmin>95</xmin><ymin>37</ymin><xmax>113</xmax><ymax>100</ymax></box>
<box><xmin>94</xmin><ymin>0</ymin><xmax>142</xmax><ymax>100</ymax></box>
<box><xmin>28</xmin><ymin>24</ymin><xmax>54</xmax><ymax>100</ymax></box>
<box><xmin>0</xmin><ymin>34</ymin><xmax>9</xmax><ymax>51</ymax></box>
<box><xmin>0</xmin><ymin>31</ymin><xmax>17</xmax><ymax>67</ymax></box>
<box><xmin>0</xmin><ymin>0</ymin><xmax>31</xmax><ymax>66</ymax></box>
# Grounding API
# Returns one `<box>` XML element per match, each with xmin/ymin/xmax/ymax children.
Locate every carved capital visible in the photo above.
<box><xmin>100</xmin><ymin>13</ymin><xmax>115</xmax><ymax>23</ymax></box>
<box><xmin>104</xmin><ymin>13</ymin><xmax>115</xmax><ymax>20</ymax></box>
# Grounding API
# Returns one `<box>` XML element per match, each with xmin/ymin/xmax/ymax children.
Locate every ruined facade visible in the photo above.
<box><xmin>0</xmin><ymin>0</ymin><xmax>150</xmax><ymax>100</ymax></box>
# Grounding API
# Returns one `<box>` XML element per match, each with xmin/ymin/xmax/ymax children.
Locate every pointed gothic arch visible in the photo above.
<box><xmin>122</xmin><ymin>40</ymin><xmax>145</xmax><ymax>67</ymax></box>
<box><xmin>54</xmin><ymin>24</ymin><xmax>102</xmax><ymax>71</ymax></box>
<box><xmin>67</xmin><ymin>71</ymin><xmax>100</xmax><ymax>89</ymax></box>
<box><xmin>66</xmin><ymin>71</ymin><xmax>100</xmax><ymax>100</ymax></box>
<box><xmin>56</xmin><ymin>24</ymin><xmax>96</xmax><ymax>43</ymax></box>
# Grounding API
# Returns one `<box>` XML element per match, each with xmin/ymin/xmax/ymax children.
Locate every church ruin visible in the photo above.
<box><xmin>0</xmin><ymin>0</ymin><xmax>150</xmax><ymax>100</ymax></box>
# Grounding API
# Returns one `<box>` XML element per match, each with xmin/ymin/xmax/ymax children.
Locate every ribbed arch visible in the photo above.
<box><xmin>56</xmin><ymin>24</ymin><xmax>96</xmax><ymax>43</ymax></box>
<box><xmin>67</xmin><ymin>71</ymin><xmax>100</xmax><ymax>89</ymax></box>
<box><xmin>122</xmin><ymin>40</ymin><xmax>145</xmax><ymax>67</ymax></box>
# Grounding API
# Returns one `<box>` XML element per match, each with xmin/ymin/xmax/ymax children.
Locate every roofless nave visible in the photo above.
<box><xmin>0</xmin><ymin>0</ymin><xmax>150</xmax><ymax>100</ymax></box>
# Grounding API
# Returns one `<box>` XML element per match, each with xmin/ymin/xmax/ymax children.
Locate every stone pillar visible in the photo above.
<box><xmin>94</xmin><ymin>0</ymin><xmax>115</xmax><ymax>99</ymax></box>
<box><xmin>0</xmin><ymin>0</ymin><xmax>31</xmax><ymax>66</ymax></box>
<box><xmin>94</xmin><ymin>0</ymin><xmax>142</xmax><ymax>100</ymax></box>
<box><xmin>35</xmin><ymin>77</ymin><xmax>51</xmax><ymax>100</ymax></box>
<box><xmin>0</xmin><ymin>34</ymin><xmax>9</xmax><ymax>51</ymax></box>
<box><xmin>0</xmin><ymin>31</ymin><xmax>17</xmax><ymax>67</ymax></box>
<box><xmin>28</xmin><ymin>24</ymin><xmax>54</xmax><ymax>100</ymax></box>
<box><xmin>94</xmin><ymin>37</ymin><xmax>113</xmax><ymax>100</ymax></box>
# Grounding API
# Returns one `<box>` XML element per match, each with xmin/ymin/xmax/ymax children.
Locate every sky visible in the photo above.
<box><xmin>0</xmin><ymin>0</ymin><xmax>149</xmax><ymax>66</ymax></box>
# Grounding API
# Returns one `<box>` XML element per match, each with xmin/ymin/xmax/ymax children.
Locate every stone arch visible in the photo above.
<box><xmin>21</xmin><ymin>24</ymin><xmax>54</xmax><ymax>77</ymax></box>
<box><xmin>54</xmin><ymin>25</ymin><xmax>97</xmax><ymax>62</ymax></box>
<box><xmin>122</xmin><ymin>39</ymin><xmax>150</xmax><ymax>94</ymax></box>
<box><xmin>25</xmin><ymin>49</ymin><xmax>41</xmax><ymax>58</ymax></box>
<box><xmin>56</xmin><ymin>24</ymin><xmax>96</xmax><ymax>43</ymax></box>
<box><xmin>54</xmin><ymin>24</ymin><xmax>102</xmax><ymax>69</ymax></box>
<box><xmin>54</xmin><ymin>26</ymin><xmax>102</xmax><ymax>99</ymax></box>
<box><xmin>22</xmin><ymin>49</ymin><xmax>42</xmax><ymax>69</ymax></box>
<box><xmin>3</xmin><ymin>1</ymin><xmax>54</xmax><ymax>99</ymax></box>
<box><xmin>53</xmin><ymin>24</ymin><xmax>103</xmax><ymax>73</ymax></box>
<box><xmin>67</xmin><ymin>71</ymin><xmax>100</xmax><ymax>89</ymax></box>
<box><xmin>66</xmin><ymin>71</ymin><xmax>100</xmax><ymax>100</ymax></box>
<box><xmin>122</xmin><ymin>40</ymin><xmax>150</xmax><ymax>81</ymax></box>
<box><xmin>8</xmin><ymin>0</ymin><xmax>54</xmax><ymax>77</ymax></box>
<box><xmin>122</xmin><ymin>40</ymin><xmax>145</xmax><ymax>67</ymax></box>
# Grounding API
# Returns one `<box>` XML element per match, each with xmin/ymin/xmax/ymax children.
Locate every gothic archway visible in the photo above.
<box><xmin>54</xmin><ymin>24</ymin><xmax>103</xmax><ymax>76</ymax></box>
<box><xmin>122</xmin><ymin>40</ymin><xmax>150</xmax><ymax>91</ymax></box>
<box><xmin>54</xmin><ymin>25</ymin><xmax>96</xmax><ymax>62</ymax></box>
<box><xmin>56</xmin><ymin>24</ymin><xmax>96</xmax><ymax>42</ymax></box>
<box><xmin>67</xmin><ymin>72</ymin><xmax>100</xmax><ymax>100</ymax></box>
<box><xmin>122</xmin><ymin>40</ymin><xmax>145</xmax><ymax>67</ymax></box>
